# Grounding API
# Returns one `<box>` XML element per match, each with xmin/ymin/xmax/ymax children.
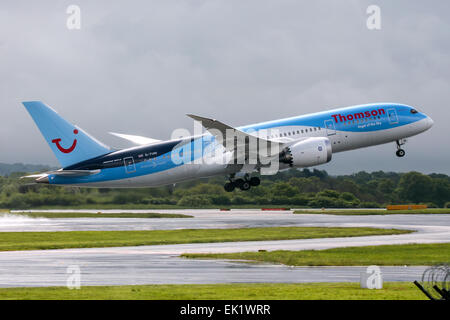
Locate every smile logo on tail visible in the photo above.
<box><xmin>52</xmin><ymin>129</ymin><xmax>78</xmax><ymax>154</ymax></box>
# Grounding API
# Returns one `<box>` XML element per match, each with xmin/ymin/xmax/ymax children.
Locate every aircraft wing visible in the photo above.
<box><xmin>109</xmin><ymin>132</ymin><xmax>161</xmax><ymax>145</ymax></box>
<box><xmin>186</xmin><ymin>114</ymin><xmax>284</xmax><ymax>158</ymax></box>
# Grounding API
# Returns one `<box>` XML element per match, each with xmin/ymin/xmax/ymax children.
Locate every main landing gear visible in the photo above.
<box><xmin>224</xmin><ymin>174</ymin><xmax>260</xmax><ymax>192</ymax></box>
<box><xmin>395</xmin><ymin>140</ymin><xmax>406</xmax><ymax>157</ymax></box>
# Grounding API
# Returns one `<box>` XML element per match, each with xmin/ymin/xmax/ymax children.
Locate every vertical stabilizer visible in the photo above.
<box><xmin>22</xmin><ymin>101</ymin><xmax>111</xmax><ymax>168</ymax></box>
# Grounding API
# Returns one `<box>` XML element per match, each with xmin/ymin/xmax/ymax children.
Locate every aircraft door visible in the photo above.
<box><xmin>387</xmin><ymin>108</ymin><xmax>399</xmax><ymax>124</ymax></box>
<box><xmin>324</xmin><ymin>119</ymin><xmax>336</xmax><ymax>136</ymax></box>
<box><xmin>124</xmin><ymin>157</ymin><xmax>136</xmax><ymax>173</ymax></box>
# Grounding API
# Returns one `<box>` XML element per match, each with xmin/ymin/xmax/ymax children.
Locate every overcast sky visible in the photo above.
<box><xmin>0</xmin><ymin>0</ymin><xmax>449</xmax><ymax>174</ymax></box>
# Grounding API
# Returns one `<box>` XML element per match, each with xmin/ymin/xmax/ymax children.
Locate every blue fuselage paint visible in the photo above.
<box><xmin>48</xmin><ymin>103</ymin><xmax>432</xmax><ymax>187</ymax></box>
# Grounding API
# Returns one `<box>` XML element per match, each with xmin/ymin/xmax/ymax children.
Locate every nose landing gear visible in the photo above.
<box><xmin>396</xmin><ymin>149</ymin><xmax>406</xmax><ymax>157</ymax></box>
<box><xmin>224</xmin><ymin>175</ymin><xmax>261</xmax><ymax>192</ymax></box>
<box><xmin>396</xmin><ymin>139</ymin><xmax>406</xmax><ymax>157</ymax></box>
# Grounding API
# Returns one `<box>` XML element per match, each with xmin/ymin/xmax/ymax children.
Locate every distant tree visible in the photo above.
<box><xmin>177</xmin><ymin>195</ymin><xmax>212</xmax><ymax>206</ymax></box>
<box><xmin>340</xmin><ymin>192</ymin><xmax>358</xmax><ymax>202</ymax></box>
<box><xmin>271</xmin><ymin>182</ymin><xmax>299</xmax><ymax>198</ymax></box>
<box><xmin>1</xmin><ymin>184</ymin><xmax>19</xmax><ymax>197</ymax></box>
<box><xmin>430</xmin><ymin>178</ymin><xmax>450</xmax><ymax>207</ymax></box>
<box><xmin>335</xmin><ymin>179</ymin><xmax>360</xmax><ymax>196</ymax></box>
<box><xmin>0</xmin><ymin>166</ymin><xmax>448</xmax><ymax>208</ymax></box>
<box><xmin>308</xmin><ymin>196</ymin><xmax>353</xmax><ymax>208</ymax></box>
<box><xmin>289</xmin><ymin>177</ymin><xmax>326</xmax><ymax>193</ymax></box>
<box><xmin>397</xmin><ymin>172</ymin><xmax>433</xmax><ymax>203</ymax></box>
<box><xmin>351</xmin><ymin>171</ymin><xmax>372</xmax><ymax>184</ymax></box>
<box><xmin>317</xmin><ymin>189</ymin><xmax>340</xmax><ymax>199</ymax></box>
<box><xmin>377</xmin><ymin>178</ymin><xmax>395</xmax><ymax>195</ymax></box>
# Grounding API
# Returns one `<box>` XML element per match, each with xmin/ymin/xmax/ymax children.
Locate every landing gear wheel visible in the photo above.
<box><xmin>234</xmin><ymin>179</ymin><xmax>245</xmax><ymax>188</ymax></box>
<box><xmin>224</xmin><ymin>182</ymin><xmax>235</xmax><ymax>192</ymax></box>
<box><xmin>239</xmin><ymin>181</ymin><xmax>251</xmax><ymax>191</ymax></box>
<box><xmin>249</xmin><ymin>177</ymin><xmax>260</xmax><ymax>187</ymax></box>
<box><xmin>396</xmin><ymin>149</ymin><xmax>405</xmax><ymax>157</ymax></box>
<box><xmin>395</xmin><ymin>140</ymin><xmax>406</xmax><ymax>158</ymax></box>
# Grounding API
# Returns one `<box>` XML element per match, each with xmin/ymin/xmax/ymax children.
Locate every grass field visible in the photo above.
<box><xmin>183</xmin><ymin>243</ymin><xmax>450</xmax><ymax>266</ymax></box>
<box><xmin>0</xmin><ymin>282</ymin><xmax>426</xmax><ymax>300</ymax></box>
<box><xmin>0</xmin><ymin>227</ymin><xmax>412</xmax><ymax>251</ymax></box>
<box><xmin>294</xmin><ymin>208</ymin><xmax>450</xmax><ymax>215</ymax></box>
<box><xmin>3</xmin><ymin>212</ymin><xmax>192</xmax><ymax>219</ymax></box>
<box><xmin>5</xmin><ymin>204</ymin><xmax>298</xmax><ymax>210</ymax></box>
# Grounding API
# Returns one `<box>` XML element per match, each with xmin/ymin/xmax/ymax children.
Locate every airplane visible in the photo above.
<box><xmin>21</xmin><ymin>101</ymin><xmax>433</xmax><ymax>192</ymax></box>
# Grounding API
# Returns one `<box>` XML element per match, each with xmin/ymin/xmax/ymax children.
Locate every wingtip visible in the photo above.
<box><xmin>186</xmin><ymin>114</ymin><xmax>202</xmax><ymax>121</ymax></box>
<box><xmin>187</xmin><ymin>114</ymin><xmax>216</xmax><ymax>122</ymax></box>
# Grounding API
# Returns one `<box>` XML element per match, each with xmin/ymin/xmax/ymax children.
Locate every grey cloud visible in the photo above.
<box><xmin>0</xmin><ymin>0</ymin><xmax>449</xmax><ymax>174</ymax></box>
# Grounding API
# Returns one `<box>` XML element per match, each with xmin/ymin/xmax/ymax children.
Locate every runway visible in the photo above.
<box><xmin>4</xmin><ymin>209</ymin><xmax>450</xmax><ymax>234</ymax></box>
<box><xmin>0</xmin><ymin>248</ymin><xmax>428</xmax><ymax>287</ymax></box>
<box><xmin>0</xmin><ymin>210</ymin><xmax>448</xmax><ymax>287</ymax></box>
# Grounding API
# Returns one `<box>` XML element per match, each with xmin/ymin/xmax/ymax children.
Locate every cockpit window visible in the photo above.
<box><xmin>410</xmin><ymin>109</ymin><xmax>418</xmax><ymax>114</ymax></box>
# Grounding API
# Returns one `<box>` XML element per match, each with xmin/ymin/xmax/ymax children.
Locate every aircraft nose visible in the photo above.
<box><xmin>427</xmin><ymin>116</ymin><xmax>434</xmax><ymax>128</ymax></box>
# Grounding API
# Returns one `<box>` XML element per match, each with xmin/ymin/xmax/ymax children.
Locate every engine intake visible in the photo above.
<box><xmin>280</xmin><ymin>137</ymin><xmax>332</xmax><ymax>168</ymax></box>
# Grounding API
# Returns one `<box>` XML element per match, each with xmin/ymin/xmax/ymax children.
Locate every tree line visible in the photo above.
<box><xmin>0</xmin><ymin>168</ymin><xmax>449</xmax><ymax>209</ymax></box>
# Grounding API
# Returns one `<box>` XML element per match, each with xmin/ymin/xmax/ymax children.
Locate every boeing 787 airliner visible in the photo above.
<box><xmin>22</xmin><ymin>101</ymin><xmax>433</xmax><ymax>191</ymax></box>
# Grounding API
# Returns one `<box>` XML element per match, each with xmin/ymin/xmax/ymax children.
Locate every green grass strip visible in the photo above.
<box><xmin>0</xmin><ymin>282</ymin><xmax>426</xmax><ymax>300</ymax></box>
<box><xmin>4</xmin><ymin>212</ymin><xmax>192</xmax><ymax>219</ymax></box>
<box><xmin>183</xmin><ymin>243</ymin><xmax>450</xmax><ymax>266</ymax></box>
<box><xmin>0</xmin><ymin>227</ymin><xmax>412</xmax><ymax>251</ymax></box>
<box><xmin>294</xmin><ymin>208</ymin><xmax>450</xmax><ymax>215</ymax></box>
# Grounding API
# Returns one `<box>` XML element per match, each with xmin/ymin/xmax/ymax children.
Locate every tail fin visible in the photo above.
<box><xmin>22</xmin><ymin>101</ymin><xmax>111</xmax><ymax>168</ymax></box>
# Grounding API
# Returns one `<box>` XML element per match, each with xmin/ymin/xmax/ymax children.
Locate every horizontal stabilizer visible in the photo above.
<box><xmin>20</xmin><ymin>173</ymin><xmax>48</xmax><ymax>179</ymax></box>
<box><xmin>21</xmin><ymin>169</ymin><xmax>100</xmax><ymax>183</ymax></box>
<box><xmin>109</xmin><ymin>132</ymin><xmax>161</xmax><ymax>145</ymax></box>
<box><xmin>47</xmin><ymin>169</ymin><xmax>101</xmax><ymax>177</ymax></box>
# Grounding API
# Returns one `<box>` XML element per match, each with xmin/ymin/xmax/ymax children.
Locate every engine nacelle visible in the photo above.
<box><xmin>280</xmin><ymin>137</ymin><xmax>332</xmax><ymax>168</ymax></box>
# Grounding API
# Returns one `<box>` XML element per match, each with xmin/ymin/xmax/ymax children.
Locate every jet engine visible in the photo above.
<box><xmin>279</xmin><ymin>137</ymin><xmax>332</xmax><ymax>168</ymax></box>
